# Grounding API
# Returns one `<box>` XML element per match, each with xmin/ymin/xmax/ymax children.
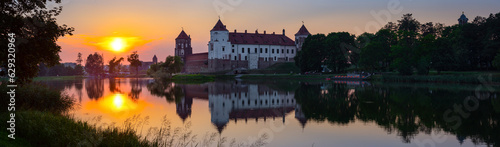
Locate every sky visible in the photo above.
<box><xmin>53</xmin><ymin>0</ymin><xmax>500</xmax><ymax>63</ymax></box>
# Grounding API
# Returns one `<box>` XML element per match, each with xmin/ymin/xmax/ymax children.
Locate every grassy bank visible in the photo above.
<box><xmin>372</xmin><ymin>72</ymin><xmax>500</xmax><ymax>84</ymax></box>
<box><xmin>1</xmin><ymin>82</ymin><xmax>266</xmax><ymax>146</ymax></box>
<box><xmin>33</xmin><ymin>76</ymin><xmax>86</xmax><ymax>81</ymax></box>
<box><xmin>0</xmin><ymin>82</ymin><xmax>148</xmax><ymax>146</ymax></box>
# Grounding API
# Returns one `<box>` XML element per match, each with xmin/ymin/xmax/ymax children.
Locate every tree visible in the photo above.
<box><xmin>295</xmin><ymin>34</ymin><xmax>327</xmax><ymax>73</ymax></box>
<box><xmin>493</xmin><ymin>53</ymin><xmax>500</xmax><ymax>70</ymax></box>
<box><xmin>325</xmin><ymin>32</ymin><xmax>355</xmax><ymax>73</ymax></box>
<box><xmin>85</xmin><ymin>53</ymin><xmax>104</xmax><ymax>77</ymax></box>
<box><xmin>76</xmin><ymin>52</ymin><xmax>83</xmax><ymax>65</ymax></box>
<box><xmin>162</xmin><ymin>56</ymin><xmax>184</xmax><ymax>76</ymax></box>
<box><xmin>108</xmin><ymin>56</ymin><xmax>124</xmax><ymax>76</ymax></box>
<box><xmin>390</xmin><ymin>14</ymin><xmax>422</xmax><ymax>75</ymax></box>
<box><xmin>0</xmin><ymin>0</ymin><xmax>74</xmax><ymax>84</ymax></box>
<box><xmin>127</xmin><ymin>51</ymin><xmax>142</xmax><ymax>76</ymax></box>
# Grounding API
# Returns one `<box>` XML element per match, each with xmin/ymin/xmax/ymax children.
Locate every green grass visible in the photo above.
<box><xmin>247</xmin><ymin>62</ymin><xmax>301</xmax><ymax>74</ymax></box>
<box><xmin>372</xmin><ymin>72</ymin><xmax>500</xmax><ymax>84</ymax></box>
<box><xmin>33</xmin><ymin>75</ymin><xmax>86</xmax><ymax>81</ymax></box>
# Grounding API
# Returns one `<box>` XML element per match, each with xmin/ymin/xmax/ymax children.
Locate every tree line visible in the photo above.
<box><xmin>296</xmin><ymin>12</ymin><xmax>500</xmax><ymax>75</ymax></box>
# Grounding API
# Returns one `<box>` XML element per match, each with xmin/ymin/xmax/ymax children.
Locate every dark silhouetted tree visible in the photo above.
<box><xmin>0</xmin><ymin>0</ymin><xmax>74</xmax><ymax>84</ymax></box>
<box><xmin>127</xmin><ymin>51</ymin><xmax>142</xmax><ymax>76</ymax></box>
<box><xmin>85</xmin><ymin>53</ymin><xmax>104</xmax><ymax>77</ymax></box>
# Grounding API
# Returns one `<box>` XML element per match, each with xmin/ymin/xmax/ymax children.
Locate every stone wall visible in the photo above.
<box><xmin>184</xmin><ymin>53</ymin><xmax>209</xmax><ymax>73</ymax></box>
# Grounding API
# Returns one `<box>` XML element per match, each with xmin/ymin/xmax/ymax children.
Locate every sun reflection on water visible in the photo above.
<box><xmin>83</xmin><ymin>93</ymin><xmax>149</xmax><ymax>119</ymax></box>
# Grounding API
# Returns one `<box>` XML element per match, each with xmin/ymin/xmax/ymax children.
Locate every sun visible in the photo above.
<box><xmin>110</xmin><ymin>38</ymin><xmax>125</xmax><ymax>52</ymax></box>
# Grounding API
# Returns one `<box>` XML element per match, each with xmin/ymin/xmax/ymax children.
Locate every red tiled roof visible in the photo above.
<box><xmin>176</xmin><ymin>30</ymin><xmax>190</xmax><ymax>39</ymax></box>
<box><xmin>295</xmin><ymin>24</ymin><xmax>311</xmax><ymax>36</ymax></box>
<box><xmin>211</xmin><ymin>19</ymin><xmax>228</xmax><ymax>31</ymax></box>
<box><xmin>229</xmin><ymin>32</ymin><xmax>295</xmax><ymax>46</ymax></box>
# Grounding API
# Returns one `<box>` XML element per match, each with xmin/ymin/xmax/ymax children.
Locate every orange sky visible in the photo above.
<box><xmin>53</xmin><ymin>0</ymin><xmax>500</xmax><ymax>64</ymax></box>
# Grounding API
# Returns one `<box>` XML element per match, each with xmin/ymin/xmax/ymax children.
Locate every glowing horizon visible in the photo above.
<box><xmin>55</xmin><ymin>0</ymin><xmax>500</xmax><ymax>63</ymax></box>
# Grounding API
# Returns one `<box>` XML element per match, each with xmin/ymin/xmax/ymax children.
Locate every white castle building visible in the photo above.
<box><xmin>207</xmin><ymin>19</ymin><xmax>311</xmax><ymax>72</ymax></box>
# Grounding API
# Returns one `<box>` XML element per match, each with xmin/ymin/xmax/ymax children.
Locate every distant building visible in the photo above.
<box><xmin>152</xmin><ymin>55</ymin><xmax>158</xmax><ymax>64</ymax></box>
<box><xmin>62</xmin><ymin>62</ymin><xmax>77</xmax><ymax>68</ymax></box>
<box><xmin>137</xmin><ymin>55</ymin><xmax>160</xmax><ymax>73</ymax></box>
<box><xmin>175</xmin><ymin>19</ymin><xmax>310</xmax><ymax>73</ymax></box>
<box><xmin>458</xmin><ymin>12</ymin><xmax>469</xmax><ymax>25</ymax></box>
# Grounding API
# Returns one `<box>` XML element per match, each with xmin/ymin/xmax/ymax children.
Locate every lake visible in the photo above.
<box><xmin>41</xmin><ymin>78</ymin><xmax>500</xmax><ymax>147</ymax></box>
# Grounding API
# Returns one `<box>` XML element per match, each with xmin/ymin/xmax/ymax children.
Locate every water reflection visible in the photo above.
<box><xmin>40</xmin><ymin>78</ymin><xmax>499</xmax><ymax>146</ymax></box>
<box><xmin>85</xmin><ymin>79</ymin><xmax>104</xmax><ymax>99</ymax></box>
<box><xmin>294</xmin><ymin>82</ymin><xmax>500</xmax><ymax>146</ymax></box>
<box><xmin>207</xmin><ymin>82</ymin><xmax>296</xmax><ymax>133</ymax></box>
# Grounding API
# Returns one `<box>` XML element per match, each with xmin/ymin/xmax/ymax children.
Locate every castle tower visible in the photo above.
<box><xmin>208</xmin><ymin>19</ymin><xmax>230</xmax><ymax>60</ymax></box>
<box><xmin>175</xmin><ymin>30</ymin><xmax>192</xmax><ymax>62</ymax></box>
<box><xmin>295</xmin><ymin>23</ymin><xmax>311</xmax><ymax>52</ymax></box>
<box><xmin>152</xmin><ymin>55</ymin><xmax>158</xmax><ymax>64</ymax></box>
<box><xmin>458</xmin><ymin>12</ymin><xmax>469</xmax><ymax>25</ymax></box>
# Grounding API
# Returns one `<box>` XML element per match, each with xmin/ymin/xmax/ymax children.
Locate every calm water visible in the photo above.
<box><xmin>41</xmin><ymin>78</ymin><xmax>500</xmax><ymax>147</ymax></box>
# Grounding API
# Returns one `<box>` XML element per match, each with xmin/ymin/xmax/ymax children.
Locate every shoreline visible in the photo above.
<box><xmin>28</xmin><ymin>71</ymin><xmax>500</xmax><ymax>85</ymax></box>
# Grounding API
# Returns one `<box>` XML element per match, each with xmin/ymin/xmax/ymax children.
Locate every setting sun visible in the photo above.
<box><xmin>110</xmin><ymin>38</ymin><xmax>125</xmax><ymax>52</ymax></box>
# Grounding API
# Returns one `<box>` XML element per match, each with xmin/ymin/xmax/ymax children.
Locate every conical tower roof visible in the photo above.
<box><xmin>295</xmin><ymin>24</ymin><xmax>311</xmax><ymax>36</ymax></box>
<box><xmin>211</xmin><ymin>19</ymin><xmax>228</xmax><ymax>31</ymax></box>
<box><xmin>176</xmin><ymin>30</ymin><xmax>190</xmax><ymax>39</ymax></box>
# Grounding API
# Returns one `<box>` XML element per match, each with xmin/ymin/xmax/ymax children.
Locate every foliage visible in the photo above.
<box><xmin>108</xmin><ymin>56</ymin><xmax>124</xmax><ymax>76</ymax></box>
<box><xmin>0</xmin><ymin>0</ymin><xmax>74</xmax><ymax>84</ymax></box>
<box><xmin>147</xmin><ymin>56</ymin><xmax>184</xmax><ymax>79</ymax></box>
<box><xmin>128</xmin><ymin>51</ymin><xmax>142</xmax><ymax>75</ymax></box>
<box><xmin>38</xmin><ymin>63</ymin><xmax>84</xmax><ymax>76</ymax></box>
<box><xmin>162</xmin><ymin>56</ymin><xmax>184</xmax><ymax>75</ymax></box>
<box><xmin>493</xmin><ymin>53</ymin><xmax>500</xmax><ymax>70</ymax></box>
<box><xmin>324</xmin><ymin>32</ymin><xmax>355</xmax><ymax>73</ymax></box>
<box><xmin>85</xmin><ymin>53</ymin><xmax>104</xmax><ymax>77</ymax></box>
<box><xmin>298</xmin><ymin>12</ymin><xmax>500</xmax><ymax>75</ymax></box>
<box><xmin>295</xmin><ymin>34</ymin><xmax>326</xmax><ymax>73</ymax></box>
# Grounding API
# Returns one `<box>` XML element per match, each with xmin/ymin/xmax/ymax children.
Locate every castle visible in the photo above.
<box><xmin>175</xmin><ymin>19</ymin><xmax>310</xmax><ymax>73</ymax></box>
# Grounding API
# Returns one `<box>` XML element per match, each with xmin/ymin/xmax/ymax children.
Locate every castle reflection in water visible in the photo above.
<box><xmin>176</xmin><ymin>82</ymin><xmax>306</xmax><ymax>133</ymax></box>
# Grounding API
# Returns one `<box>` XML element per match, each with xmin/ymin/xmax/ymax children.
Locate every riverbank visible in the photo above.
<box><xmin>371</xmin><ymin>71</ymin><xmax>500</xmax><ymax>84</ymax></box>
<box><xmin>0</xmin><ymin>82</ymin><xmax>239</xmax><ymax>146</ymax></box>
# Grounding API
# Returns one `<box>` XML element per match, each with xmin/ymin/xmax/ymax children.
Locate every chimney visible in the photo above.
<box><xmin>255</xmin><ymin>29</ymin><xmax>258</xmax><ymax>34</ymax></box>
<box><xmin>264</xmin><ymin>30</ymin><xmax>266</xmax><ymax>34</ymax></box>
<box><xmin>282</xmin><ymin>29</ymin><xmax>285</xmax><ymax>35</ymax></box>
<box><xmin>245</xmin><ymin>30</ymin><xmax>247</xmax><ymax>33</ymax></box>
<box><xmin>234</xmin><ymin>29</ymin><xmax>237</xmax><ymax>33</ymax></box>
<box><xmin>273</xmin><ymin>32</ymin><xmax>275</xmax><ymax>35</ymax></box>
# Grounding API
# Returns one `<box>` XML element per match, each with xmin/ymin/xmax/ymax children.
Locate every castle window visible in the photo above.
<box><xmin>282</xmin><ymin>49</ymin><xmax>284</xmax><ymax>54</ymax></box>
<box><xmin>287</xmin><ymin>49</ymin><xmax>289</xmax><ymax>54</ymax></box>
<box><xmin>234</xmin><ymin>56</ymin><xmax>237</xmax><ymax>60</ymax></box>
<box><xmin>247</xmin><ymin>48</ymin><xmax>250</xmax><ymax>53</ymax></box>
<box><xmin>272</xmin><ymin>49</ymin><xmax>274</xmax><ymax>54</ymax></box>
<box><xmin>260</xmin><ymin>48</ymin><xmax>262</xmax><ymax>53</ymax></box>
<box><xmin>277</xmin><ymin>49</ymin><xmax>279</xmax><ymax>54</ymax></box>
<box><xmin>245</xmin><ymin>56</ymin><xmax>247</xmax><ymax>60</ymax></box>
<box><xmin>232</xmin><ymin>45</ymin><xmax>234</xmax><ymax>47</ymax></box>
<box><xmin>274</xmin><ymin>56</ymin><xmax>276</xmax><ymax>61</ymax></box>
<box><xmin>222</xmin><ymin>47</ymin><xmax>225</xmax><ymax>51</ymax></box>
<box><xmin>292</xmin><ymin>49</ymin><xmax>294</xmax><ymax>54</ymax></box>
<box><xmin>265</xmin><ymin>48</ymin><xmax>268</xmax><ymax>53</ymax></box>
<box><xmin>242</xmin><ymin>48</ymin><xmax>244</xmax><ymax>53</ymax></box>
<box><xmin>232</xmin><ymin>49</ymin><xmax>234</xmax><ymax>53</ymax></box>
<box><xmin>255</xmin><ymin>48</ymin><xmax>257</xmax><ymax>53</ymax></box>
